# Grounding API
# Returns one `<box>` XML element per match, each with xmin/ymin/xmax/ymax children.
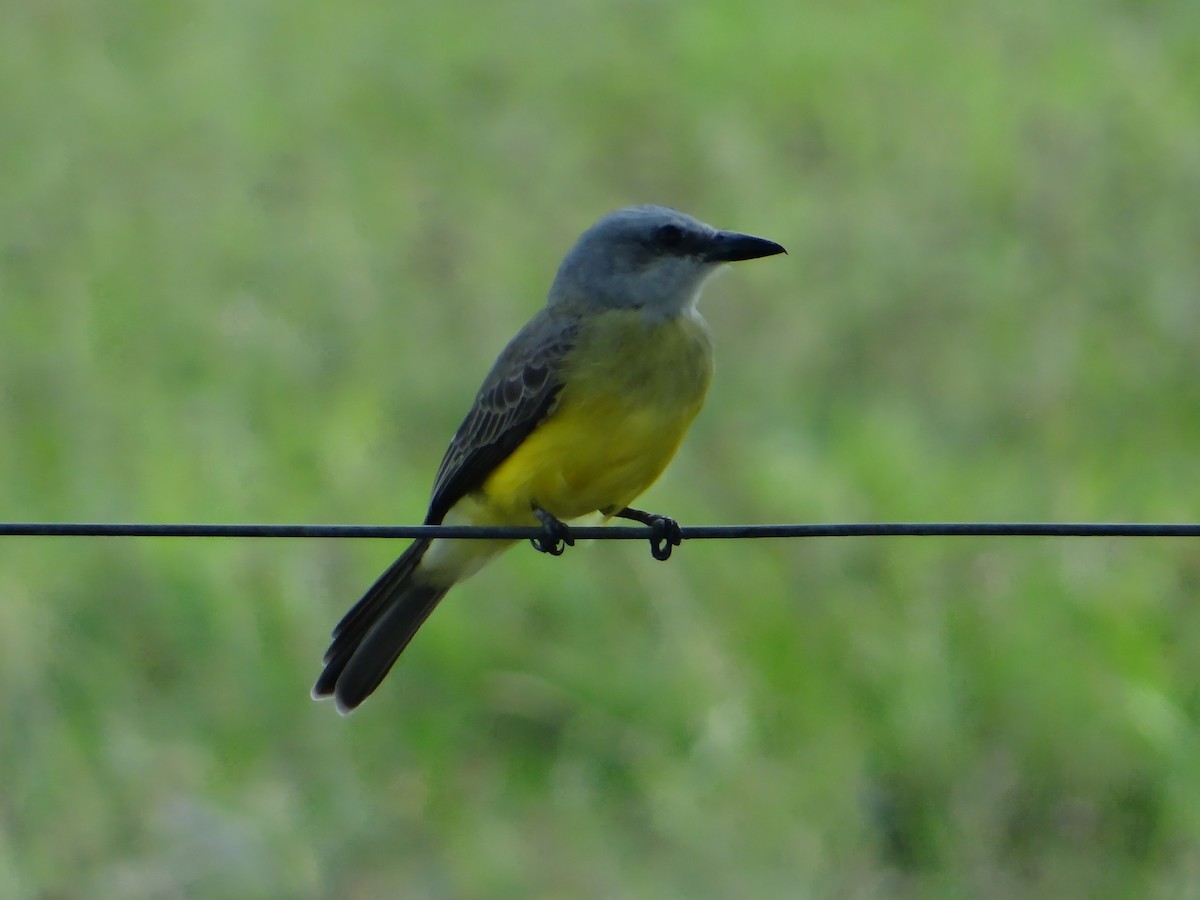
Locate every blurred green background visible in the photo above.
<box><xmin>2</xmin><ymin>0</ymin><xmax>1199</xmax><ymax>896</ymax></box>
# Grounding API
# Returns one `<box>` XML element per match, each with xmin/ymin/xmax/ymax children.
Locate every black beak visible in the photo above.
<box><xmin>704</xmin><ymin>230</ymin><xmax>787</xmax><ymax>263</ymax></box>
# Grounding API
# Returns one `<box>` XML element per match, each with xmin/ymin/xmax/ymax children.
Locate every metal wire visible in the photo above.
<box><xmin>2</xmin><ymin>522</ymin><xmax>1199</xmax><ymax>539</ymax></box>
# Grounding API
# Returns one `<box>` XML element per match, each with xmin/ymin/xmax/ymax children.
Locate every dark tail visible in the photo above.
<box><xmin>312</xmin><ymin>538</ymin><xmax>450</xmax><ymax>713</ymax></box>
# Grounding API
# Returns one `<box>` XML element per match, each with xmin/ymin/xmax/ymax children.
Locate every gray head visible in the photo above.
<box><xmin>547</xmin><ymin>205</ymin><xmax>785</xmax><ymax>318</ymax></box>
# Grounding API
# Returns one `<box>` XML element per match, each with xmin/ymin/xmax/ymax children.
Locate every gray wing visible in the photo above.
<box><xmin>425</xmin><ymin>311</ymin><xmax>577</xmax><ymax>524</ymax></box>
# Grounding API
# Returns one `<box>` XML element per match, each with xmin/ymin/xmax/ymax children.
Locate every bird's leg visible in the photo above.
<box><xmin>615</xmin><ymin>507</ymin><xmax>683</xmax><ymax>561</ymax></box>
<box><xmin>531</xmin><ymin>506</ymin><xmax>575</xmax><ymax>557</ymax></box>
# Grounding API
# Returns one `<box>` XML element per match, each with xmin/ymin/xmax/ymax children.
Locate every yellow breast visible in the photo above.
<box><xmin>480</xmin><ymin>309</ymin><xmax>714</xmax><ymax>523</ymax></box>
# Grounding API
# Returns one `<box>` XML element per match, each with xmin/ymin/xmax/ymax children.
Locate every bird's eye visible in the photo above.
<box><xmin>655</xmin><ymin>224</ymin><xmax>684</xmax><ymax>248</ymax></box>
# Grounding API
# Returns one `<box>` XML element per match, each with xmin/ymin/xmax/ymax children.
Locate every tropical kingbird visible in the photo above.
<box><xmin>313</xmin><ymin>205</ymin><xmax>785</xmax><ymax>712</ymax></box>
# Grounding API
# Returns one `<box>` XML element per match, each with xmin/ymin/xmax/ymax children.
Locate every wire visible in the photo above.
<box><xmin>1</xmin><ymin>522</ymin><xmax>1199</xmax><ymax>539</ymax></box>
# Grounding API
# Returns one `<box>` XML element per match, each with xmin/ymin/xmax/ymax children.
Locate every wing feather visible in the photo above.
<box><xmin>426</xmin><ymin>312</ymin><xmax>577</xmax><ymax>524</ymax></box>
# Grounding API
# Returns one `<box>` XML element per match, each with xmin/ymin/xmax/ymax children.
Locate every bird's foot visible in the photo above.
<box><xmin>531</xmin><ymin>506</ymin><xmax>575</xmax><ymax>556</ymax></box>
<box><xmin>616</xmin><ymin>507</ymin><xmax>683</xmax><ymax>561</ymax></box>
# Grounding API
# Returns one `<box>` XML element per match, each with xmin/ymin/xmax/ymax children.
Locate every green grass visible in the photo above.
<box><xmin>2</xmin><ymin>0</ymin><xmax>1199</xmax><ymax>896</ymax></box>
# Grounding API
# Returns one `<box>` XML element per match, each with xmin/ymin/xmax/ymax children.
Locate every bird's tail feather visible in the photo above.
<box><xmin>312</xmin><ymin>538</ymin><xmax>450</xmax><ymax>713</ymax></box>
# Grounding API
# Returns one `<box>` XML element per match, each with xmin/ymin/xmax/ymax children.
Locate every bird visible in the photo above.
<box><xmin>313</xmin><ymin>205</ymin><xmax>785</xmax><ymax>712</ymax></box>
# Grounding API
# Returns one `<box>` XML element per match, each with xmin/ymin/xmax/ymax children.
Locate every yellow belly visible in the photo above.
<box><xmin>479</xmin><ymin>309</ymin><xmax>714</xmax><ymax>523</ymax></box>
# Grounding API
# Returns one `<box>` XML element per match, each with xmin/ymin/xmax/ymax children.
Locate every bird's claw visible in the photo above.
<box><xmin>531</xmin><ymin>508</ymin><xmax>574</xmax><ymax>557</ymax></box>
<box><xmin>616</xmin><ymin>507</ymin><xmax>684</xmax><ymax>561</ymax></box>
<box><xmin>646</xmin><ymin>515</ymin><xmax>683</xmax><ymax>561</ymax></box>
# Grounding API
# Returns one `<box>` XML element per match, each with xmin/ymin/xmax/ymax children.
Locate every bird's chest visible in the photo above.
<box><xmin>563</xmin><ymin>310</ymin><xmax>715</xmax><ymax>422</ymax></box>
<box><xmin>541</xmin><ymin>312</ymin><xmax>714</xmax><ymax>509</ymax></box>
<box><xmin>479</xmin><ymin>310</ymin><xmax>715</xmax><ymax>521</ymax></box>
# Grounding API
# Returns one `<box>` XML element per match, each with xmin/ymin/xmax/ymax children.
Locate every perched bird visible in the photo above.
<box><xmin>313</xmin><ymin>205</ymin><xmax>785</xmax><ymax>712</ymax></box>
